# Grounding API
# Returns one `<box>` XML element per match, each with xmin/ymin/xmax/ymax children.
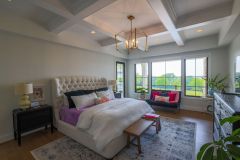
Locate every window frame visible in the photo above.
<box><xmin>134</xmin><ymin>63</ymin><xmax>149</xmax><ymax>93</ymax></box>
<box><xmin>184</xmin><ymin>57</ymin><xmax>208</xmax><ymax>97</ymax></box>
<box><xmin>116</xmin><ymin>61</ymin><xmax>126</xmax><ymax>97</ymax></box>
<box><xmin>151</xmin><ymin>60</ymin><xmax>182</xmax><ymax>91</ymax></box>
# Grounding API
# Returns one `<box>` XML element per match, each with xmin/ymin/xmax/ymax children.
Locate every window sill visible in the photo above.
<box><xmin>182</xmin><ymin>96</ymin><xmax>211</xmax><ymax>100</ymax></box>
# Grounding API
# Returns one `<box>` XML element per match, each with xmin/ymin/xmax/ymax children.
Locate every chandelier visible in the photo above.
<box><xmin>115</xmin><ymin>15</ymin><xmax>148</xmax><ymax>53</ymax></box>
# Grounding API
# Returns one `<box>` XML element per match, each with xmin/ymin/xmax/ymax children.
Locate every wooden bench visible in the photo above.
<box><xmin>124</xmin><ymin>119</ymin><xmax>154</xmax><ymax>154</ymax></box>
<box><xmin>142</xmin><ymin>113</ymin><xmax>161</xmax><ymax>134</ymax></box>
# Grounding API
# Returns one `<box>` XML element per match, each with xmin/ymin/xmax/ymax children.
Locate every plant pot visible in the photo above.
<box><xmin>140</xmin><ymin>93</ymin><xmax>146</xmax><ymax>100</ymax></box>
<box><xmin>208</xmin><ymin>88</ymin><xmax>214</xmax><ymax>96</ymax></box>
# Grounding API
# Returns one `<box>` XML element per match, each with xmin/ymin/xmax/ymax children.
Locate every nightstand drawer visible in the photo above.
<box><xmin>20</xmin><ymin>114</ymin><xmax>51</xmax><ymax>132</ymax></box>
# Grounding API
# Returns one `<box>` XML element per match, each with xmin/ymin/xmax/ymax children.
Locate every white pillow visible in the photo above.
<box><xmin>71</xmin><ymin>92</ymin><xmax>97</xmax><ymax>109</ymax></box>
<box><xmin>155</xmin><ymin>96</ymin><xmax>169</xmax><ymax>103</ymax></box>
<box><xmin>96</xmin><ymin>88</ymin><xmax>115</xmax><ymax>100</ymax></box>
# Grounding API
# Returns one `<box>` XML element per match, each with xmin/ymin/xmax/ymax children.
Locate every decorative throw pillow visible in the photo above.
<box><xmin>71</xmin><ymin>92</ymin><xmax>97</xmax><ymax>109</ymax></box>
<box><xmin>151</xmin><ymin>91</ymin><xmax>161</xmax><ymax>100</ymax></box>
<box><xmin>160</xmin><ymin>92</ymin><xmax>168</xmax><ymax>97</ymax></box>
<box><xmin>168</xmin><ymin>92</ymin><xmax>177</xmax><ymax>101</ymax></box>
<box><xmin>64</xmin><ymin>90</ymin><xmax>88</xmax><ymax>108</ymax></box>
<box><xmin>155</xmin><ymin>95</ymin><xmax>170</xmax><ymax>103</ymax></box>
<box><xmin>95</xmin><ymin>87</ymin><xmax>109</xmax><ymax>92</ymax></box>
<box><xmin>169</xmin><ymin>91</ymin><xmax>180</xmax><ymax>103</ymax></box>
<box><xmin>95</xmin><ymin>96</ymin><xmax>110</xmax><ymax>104</ymax></box>
<box><xmin>96</xmin><ymin>88</ymin><xmax>115</xmax><ymax>100</ymax></box>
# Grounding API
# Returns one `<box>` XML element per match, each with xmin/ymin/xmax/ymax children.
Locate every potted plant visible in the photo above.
<box><xmin>206</xmin><ymin>74</ymin><xmax>228</xmax><ymax>96</ymax></box>
<box><xmin>138</xmin><ymin>88</ymin><xmax>147</xmax><ymax>100</ymax></box>
<box><xmin>197</xmin><ymin>115</ymin><xmax>240</xmax><ymax>160</ymax></box>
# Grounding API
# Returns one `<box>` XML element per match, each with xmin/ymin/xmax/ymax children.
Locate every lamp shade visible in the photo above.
<box><xmin>15</xmin><ymin>83</ymin><xmax>33</xmax><ymax>95</ymax></box>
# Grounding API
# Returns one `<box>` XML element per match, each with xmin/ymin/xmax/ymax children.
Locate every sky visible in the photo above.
<box><xmin>137</xmin><ymin>58</ymin><xmax>207</xmax><ymax>77</ymax></box>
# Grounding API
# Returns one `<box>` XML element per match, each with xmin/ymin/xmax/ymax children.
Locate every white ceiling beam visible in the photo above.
<box><xmin>147</xmin><ymin>0</ymin><xmax>184</xmax><ymax>46</ymax></box>
<box><xmin>219</xmin><ymin>0</ymin><xmax>240</xmax><ymax>45</ymax></box>
<box><xmin>29</xmin><ymin>0</ymin><xmax>74</xmax><ymax>19</ymax></box>
<box><xmin>48</xmin><ymin>0</ymin><xmax>117</xmax><ymax>34</ymax></box>
<box><xmin>176</xmin><ymin>1</ymin><xmax>232</xmax><ymax>29</ymax></box>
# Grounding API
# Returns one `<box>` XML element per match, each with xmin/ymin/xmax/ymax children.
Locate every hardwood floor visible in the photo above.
<box><xmin>0</xmin><ymin>109</ymin><xmax>212</xmax><ymax>160</ymax></box>
<box><xmin>0</xmin><ymin>130</ymin><xmax>64</xmax><ymax>160</ymax></box>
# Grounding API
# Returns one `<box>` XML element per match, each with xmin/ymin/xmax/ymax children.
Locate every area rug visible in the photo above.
<box><xmin>31</xmin><ymin>117</ymin><xmax>196</xmax><ymax>160</ymax></box>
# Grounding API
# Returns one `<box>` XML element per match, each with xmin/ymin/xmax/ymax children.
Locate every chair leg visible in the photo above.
<box><xmin>127</xmin><ymin>134</ymin><xmax>130</xmax><ymax>148</ymax></box>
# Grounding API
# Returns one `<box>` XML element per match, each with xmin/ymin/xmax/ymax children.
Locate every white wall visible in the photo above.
<box><xmin>228</xmin><ymin>33</ymin><xmax>240</xmax><ymax>92</ymax></box>
<box><xmin>127</xmin><ymin>47</ymin><xmax>229</xmax><ymax>112</ymax></box>
<box><xmin>0</xmin><ymin>30</ymin><xmax>126</xmax><ymax>143</ymax></box>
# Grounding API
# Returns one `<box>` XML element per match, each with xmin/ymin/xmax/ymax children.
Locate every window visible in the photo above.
<box><xmin>135</xmin><ymin>63</ymin><xmax>148</xmax><ymax>92</ymax></box>
<box><xmin>152</xmin><ymin>60</ymin><xmax>181</xmax><ymax>91</ymax></box>
<box><xmin>235</xmin><ymin>56</ymin><xmax>240</xmax><ymax>93</ymax></box>
<box><xmin>116</xmin><ymin>62</ymin><xmax>125</xmax><ymax>96</ymax></box>
<box><xmin>185</xmin><ymin>57</ymin><xmax>208</xmax><ymax>97</ymax></box>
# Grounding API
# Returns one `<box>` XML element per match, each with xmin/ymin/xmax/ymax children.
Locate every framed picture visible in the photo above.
<box><xmin>32</xmin><ymin>85</ymin><xmax>45</xmax><ymax>103</ymax></box>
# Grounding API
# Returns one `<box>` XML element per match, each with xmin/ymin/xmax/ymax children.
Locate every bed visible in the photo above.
<box><xmin>52</xmin><ymin>76</ymin><xmax>153</xmax><ymax>159</ymax></box>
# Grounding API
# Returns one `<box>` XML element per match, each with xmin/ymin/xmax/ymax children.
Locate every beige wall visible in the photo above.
<box><xmin>0</xmin><ymin>31</ymin><xmax>126</xmax><ymax>142</ymax></box>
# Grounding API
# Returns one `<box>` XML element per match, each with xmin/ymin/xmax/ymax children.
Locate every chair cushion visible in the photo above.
<box><xmin>146</xmin><ymin>99</ymin><xmax>178</xmax><ymax>108</ymax></box>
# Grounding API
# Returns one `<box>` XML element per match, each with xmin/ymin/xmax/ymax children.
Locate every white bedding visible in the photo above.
<box><xmin>76</xmin><ymin>98</ymin><xmax>154</xmax><ymax>151</ymax></box>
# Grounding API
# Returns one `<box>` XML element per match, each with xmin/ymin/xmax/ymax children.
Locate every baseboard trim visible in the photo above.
<box><xmin>0</xmin><ymin>127</ymin><xmax>46</xmax><ymax>144</ymax></box>
<box><xmin>181</xmin><ymin>105</ymin><xmax>207</xmax><ymax>113</ymax></box>
<box><xmin>0</xmin><ymin>133</ymin><xmax>13</xmax><ymax>144</ymax></box>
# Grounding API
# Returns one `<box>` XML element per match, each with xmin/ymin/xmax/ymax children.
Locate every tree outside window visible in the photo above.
<box><xmin>185</xmin><ymin>57</ymin><xmax>208</xmax><ymax>97</ymax></box>
<box><xmin>152</xmin><ymin>60</ymin><xmax>181</xmax><ymax>91</ymax></box>
<box><xmin>135</xmin><ymin>63</ymin><xmax>148</xmax><ymax>93</ymax></box>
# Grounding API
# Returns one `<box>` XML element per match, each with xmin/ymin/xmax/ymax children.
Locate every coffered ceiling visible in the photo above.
<box><xmin>0</xmin><ymin>0</ymin><xmax>239</xmax><ymax>57</ymax></box>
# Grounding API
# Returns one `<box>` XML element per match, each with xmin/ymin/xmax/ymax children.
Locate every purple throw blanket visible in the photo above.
<box><xmin>59</xmin><ymin>107</ymin><xmax>87</xmax><ymax>126</ymax></box>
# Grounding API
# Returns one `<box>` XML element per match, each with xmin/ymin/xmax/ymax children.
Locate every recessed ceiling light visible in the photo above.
<box><xmin>196</xmin><ymin>29</ymin><xmax>203</xmax><ymax>33</ymax></box>
<box><xmin>91</xmin><ymin>30</ymin><xmax>96</xmax><ymax>34</ymax></box>
<box><xmin>7</xmin><ymin>0</ymin><xmax>12</xmax><ymax>2</ymax></box>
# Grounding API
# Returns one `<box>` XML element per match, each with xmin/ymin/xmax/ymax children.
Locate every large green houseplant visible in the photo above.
<box><xmin>207</xmin><ymin>74</ymin><xmax>228</xmax><ymax>96</ymax></box>
<box><xmin>197</xmin><ymin>116</ymin><xmax>240</xmax><ymax>160</ymax></box>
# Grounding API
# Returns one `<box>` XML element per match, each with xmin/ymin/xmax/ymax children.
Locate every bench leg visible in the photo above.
<box><xmin>137</xmin><ymin>136</ymin><xmax>141</xmax><ymax>154</ymax></box>
<box><xmin>159</xmin><ymin>120</ymin><xmax>161</xmax><ymax>131</ymax></box>
<box><xmin>127</xmin><ymin>134</ymin><xmax>130</xmax><ymax>148</ymax></box>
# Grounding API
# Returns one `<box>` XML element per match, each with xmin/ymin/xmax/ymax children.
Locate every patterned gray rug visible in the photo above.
<box><xmin>31</xmin><ymin>117</ymin><xmax>196</xmax><ymax>160</ymax></box>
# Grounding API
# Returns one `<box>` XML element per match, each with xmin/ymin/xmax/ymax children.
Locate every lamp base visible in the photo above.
<box><xmin>19</xmin><ymin>95</ymin><xmax>31</xmax><ymax>109</ymax></box>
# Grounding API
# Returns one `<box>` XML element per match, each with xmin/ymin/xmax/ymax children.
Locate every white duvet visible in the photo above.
<box><xmin>76</xmin><ymin>98</ymin><xmax>154</xmax><ymax>151</ymax></box>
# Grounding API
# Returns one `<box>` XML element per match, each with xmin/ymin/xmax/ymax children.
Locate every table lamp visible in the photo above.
<box><xmin>15</xmin><ymin>83</ymin><xmax>33</xmax><ymax>109</ymax></box>
<box><xmin>108</xmin><ymin>80</ymin><xmax>116</xmax><ymax>92</ymax></box>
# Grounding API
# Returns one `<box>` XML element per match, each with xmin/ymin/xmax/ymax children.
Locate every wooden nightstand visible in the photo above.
<box><xmin>12</xmin><ymin>105</ymin><xmax>53</xmax><ymax>146</ymax></box>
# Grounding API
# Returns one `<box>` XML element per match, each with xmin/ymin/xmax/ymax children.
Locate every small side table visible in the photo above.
<box><xmin>114</xmin><ymin>92</ymin><xmax>122</xmax><ymax>98</ymax></box>
<box><xmin>12</xmin><ymin>105</ymin><xmax>53</xmax><ymax>146</ymax></box>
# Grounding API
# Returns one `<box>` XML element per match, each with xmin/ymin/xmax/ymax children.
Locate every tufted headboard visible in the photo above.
<box><xmin>52</xmin><ymin>76</ymin><xmax>107</xmax><ymax>123</ymax></box>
